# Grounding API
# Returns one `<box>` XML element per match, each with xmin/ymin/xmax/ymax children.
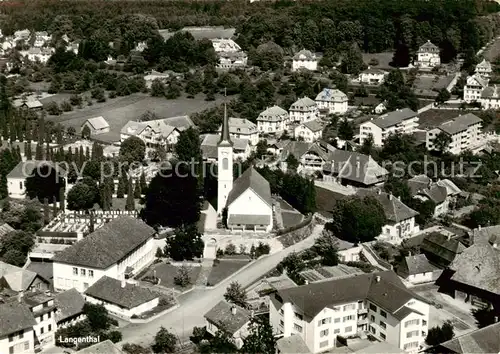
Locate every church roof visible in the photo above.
<box><xmin>219</xmin><ymin>103</ymin><xmax>233</xmax><ymax>147</ymax></box>
<box><xmin>226</xmin><ymin>167</ymin><xmax>272</xmax><ymax>207</ymax></box>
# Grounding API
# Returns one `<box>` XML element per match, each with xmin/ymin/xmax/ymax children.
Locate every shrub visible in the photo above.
<box><xmin>225</xmin><ymin>243</ymin><xmax>237</xmax><ymax>255</ymax></box>
<box><xmin>61</xmin><ymin>100</ymin><xmax>73</xmax><ymax>112</ymax></box>
<box><xmin>159</xmin><ymin>298</ymin><xmax>170</xmax><ymax>307</ymax></box>
<box><xmin>155</xmin><ymin>247</ymin><xmax>163</xmax><ymax>258</ymax></box>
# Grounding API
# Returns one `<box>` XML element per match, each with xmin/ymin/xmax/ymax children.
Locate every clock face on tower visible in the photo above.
<box><xmin>221</xmin><ymin>151</ymin><xmax>228</xmax><ymax>156</ymax></box>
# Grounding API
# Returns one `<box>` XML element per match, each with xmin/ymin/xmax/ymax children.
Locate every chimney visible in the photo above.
<box><xmin>231</xmin><ymin>306</ymin><xmax>237</xmax><ymax>315</ymax></box>
<box><xmin>494</xmin><ymin>316</ymin><xmax>499</xmax><ymax>323</ymax></box>
<box><xmin>493</xmin><ymin>242</ymin><xmax>498</xmax><ymax>249</ymax></box>
<box><xmin>18</xmin><ymin>291</ymin><xmax>24</xmax><ymax>303</ymax></box>
<box><xmin>388</xmin><ymin>193</ymin><xmax>393</xmax><ymax>200</ymax></box>
<box><xmin>121</xmin><ymin>279</ymin><xmax>126</xmax><ymax>288</ymax></box>
<box><xmin>375</xmin><ymin>276</ymin><xmax>381</xmax><ymax>283</ymax></box>
<box><xmin>377</xmin><ymin>189</ymin><xmax>381</xmax><ymax>195</ymax></box>
<box><xmin>447</xmin><ymin>234</ymin><xmax>451</xmax><ymax>241</ymax></box>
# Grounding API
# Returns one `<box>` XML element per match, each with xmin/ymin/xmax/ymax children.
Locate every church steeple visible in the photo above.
<box><xmin>219</xmin><ymin>100</ymin><xmax>233</xmax><ymax>146</ymax></box>
<box><xmin>217</xmin><ymin>88</ymin><xmax>233</xmax><ymax>215</ymax></box>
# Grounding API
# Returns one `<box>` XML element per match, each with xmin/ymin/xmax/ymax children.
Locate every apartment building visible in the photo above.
<box><xmin>53</xmin><ymin>217</ymin><xmax>156</xmax><ymax>293</ymax></box>
<box><xmin>271</xmin><ymin>271</ymin><xmax>430</xmax><ymax>354</ymax></box>
<box><xmin>294</xmin><ymin>120</ymin><xmax>323</xmax><ymax>143</ymax></box>
<box><xmin>292</xmin><ymin>49</ymin><xmax>318</xmax><ymax>72</ymax></box>
<box><xmin>358</xmin><ymin>68</ymin><xmax>387</xmax><ymax>85</ymax></box>
<box><xmin>217</xmin><ymin>117</ymin><xmax>259</xmax><ymax>145</ymax></box>
<box><xmin>257</xmin><ymin>106</ymin><xmax>290</xmax><ymax>135</ymax></box>
<box><xmin>426</xmin><ymin>113</ymin><xmax>482</xmax><ymax>154</ymax></box>
<box><xmin>415</xmin><ymin>40</ymin><xmax>440</xmax><ymax>68</ymax></box>
<box><xmin>0</xmin><ymin>301</ymin><xmax>36</xmax><ymax>354</ymax></box>
<box><xmin>463</xmin><ymin>73</ymin><xmax>489</xmax><ymax>103</ymax></box>
<box><xmin>475</xmin><ymin>59</ymin><xmax>492</xmax><ymax>79</ymax></box>
<box><xmin>315</xmin><ymin>88</ymin><xmax>348</xmax><ymax>115</ymax></box>
<box><xmin>359</xmin><ymin>108</ymin><xmax>419</xmax><ymax>147</ymax></box>
<box><xmin>289</xmin><ymin>97</ymin><xmax>319</xmax><ymax>123</ymax></box>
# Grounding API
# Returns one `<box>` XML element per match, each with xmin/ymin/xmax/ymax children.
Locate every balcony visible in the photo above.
<box><xmin>358</xmin><ymin>308</ymin><xmax>368</xmax><ymax>314</ymax></box>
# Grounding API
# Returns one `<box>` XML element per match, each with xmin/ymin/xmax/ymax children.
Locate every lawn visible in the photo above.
<box><xmin>206</xmin><ymin>259</ymin><xmax>250</xmax><ymax>287</ymax></box>
<box><xmin>314</xmin><ymin>186</ymin><xmax>347</xmax><ymax>218</ymax></box>
<box><xmin>412</xmin><ymin>74</ymin><xmax>455</xmax><ymax>98</ymax></box>
<box><xmin>143</xmin><ymin>263</ymin><xmax>201</xmax><ymax>291</ymax></box>
<box><xmin>279</xmin><ymin>199</ymin><xmax>295</xmax><ymax>211</ymax></box>
<box><xmin>361</xmin><ymin>52</ymin><xmax>394</xmax><ymax>70</ymax></box>
<box><xmin>281</xmin><ymin>211</ymin><xmax>303</xmax><ymax>228</ymax></box>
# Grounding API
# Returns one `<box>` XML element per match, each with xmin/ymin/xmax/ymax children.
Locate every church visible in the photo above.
<box><xmin>217</xmin><ymin>106</ymin><xmax>274</xmax><ymax>232</ymax></box>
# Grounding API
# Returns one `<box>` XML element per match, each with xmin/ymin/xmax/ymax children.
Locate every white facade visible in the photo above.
<box><xmin>475</xmin><ymin>59</ymin><xmax>492</xmax><ymax>78</ymax></box>
<box><xmin>315</xmin><ymin>88</ymin><xmax>348</xmax><ymax>115</ymax></box>
<box><xmin>359</xmin><ymin>69</ymin><xmax>386</xmax><ymax>85</ymax></box>
<box><xmin>480</xmin><ymin>85</ymin><xmax>500</xmax><ymax>109</ymax></box>
<box><xmin>217</xmin><ymin>118</ymin><xmax>259</xmax><ymax>145</ymax></box>
<box><xmin>379</xmin><ymin>217</ymin><xmax>419</xmax><ymax>243</ymax></box>
<box><xmin>289</xmin><ymin>97</ymin><xmax>319</xmax><ymax>123</ymax></box>
<box><xmin>416</xmin><ymin>40</ymin><xmax>440</xmax><ymax>68</ymax></box>
<box><xmin>0</xmin><ymin>328</ymin><xmax>35</xmax><ymax>354</ymax></box>
<box><xmin>206</xmin><ymin>318</ymin><xmax>250</xmax><ymax>349</ymax></box>
<box><xmin>217</xmin><ymin>143</ymin><xmax>233</xmax><ymax>215</ymax></box>
<box><xmin>463</xmin><ymin>74</ymin><xmax>489</xmax><ymax>103</ymax></box>
<box><xmin>85</xmin><ymin>293</ymin><xmax>159</xmax><ymax>319</ymax></box>
<box><xmin>359</xmin><ymin>109</ymin><xmax>419</xmax><ymax>147</ymax></box>
<box><xmin>7</xmin><ymin>177</ymin><xmax>26</xmax><ymax>199</ymax></box>
<box><xmin>257</xmin><ymin>106</ymin><xmax>290</xmax><ymax>135</ymax></box>
<box><xmin>292</xmin><ymin>49</ymin><xmax>318</xmax><ymax>72</ymax></box>
<box><xmin>53</xmin><ymin>237</ymin><xmax>155</xmax><ymax>293</ymax></box>
<box><xmin>294</xmin><ymin>123</ymin><xmax>323</xmax><ymax>143</ymax></box>
<box><xmin>31</xmin><ymin>299</ymin><xmax>57</xmax><ymax>347</ymax></box>
<box><xmin>227</xmin><ymin>188</ymin><xmax>273</xmax><ymax>232</ymax></box>
<box><xmin>338</xmin><ymin>246</ymin><xmax>362</xmax><ymax>263</ymax></box>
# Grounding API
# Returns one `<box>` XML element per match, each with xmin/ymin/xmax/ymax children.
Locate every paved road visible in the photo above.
<box><xmin>118</xmin><ymin>224</ymin><xmax>323</xmax><ymax>346</ymax></box>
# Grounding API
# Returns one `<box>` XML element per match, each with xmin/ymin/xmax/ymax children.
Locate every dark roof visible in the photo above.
<box><xmin>399</xmin><ymin>254</ymin><xmax>439</xmax><ymax>276</ymax></box>
<box><xmin>370</xmin><ymin>108</ymin><xmax>417</xmax><ymax>129</ymax></box>
<box><xmin>55</xmin><ymin>288</ymin><xmax>85</xmax><ymax>323</ymax></box>
<box><xmin>0</xmin><ymin>301</ymin><xmax>37</xmax><ymax>336</ymax></box>
<box><xmin>204</xmin><ymin>300</ymin><xmax>251</xmax><ymax>335</ymax></box>
<box><xmin>438</xmin><ymin>114</ymin><xmax>482</xmax><ymax>135</ymax></box>
<box><xmin>356</xmin><ymin>189</ymin><xmax>418</xmax><ymax>222</ymax></box>
<box><xmin>53</xmin><ymin>217</ymin><xmax>155</xmax><ymax>269</ymax></box>
<box><xmin>227</xmin><ymin>214</ymin><xmax>271</xmax><ymax>225</ymax></box>
<box><xmin>218</xmin><ymin>105</ymin><xmax>233</xmax><ymax>147</ymax></box>
<box><xmin>421</xmin><ymin>233</ymin><xmax>466</xmax><ymax>263</ymax></box>
<box><xmin>77</xmin><ymin>339</ymin><xmax>124</xmax><ymax>354</ymax></box>
<box><xmin>26</xmin><ymin>261</ymin><xmax>53</xmax><ymax>283</ymax></box>
<box><xmin>392</xmin><ymin>306</ymin><xmax>424</xmax><ymax>320</ymax></box>
<box><xmin>470</xmin><ymin>225</ymin><xmax>500</xmax><ymax>246</ymax></box>
<box><xmin>85</xmin><ymin>276</ymin><xmax>158</xmax><ymax>309</ymax></box>
<box><xmin>6</xmin><ymin>160</ymin><xmax>66</xmax><ymax>179</ymax></box>
<box><xmin>438</xmin><ymin>322</ymin><xmax>500</xmax><ymax>353</ymax></box>
<box><xmin>276</xmin><ymin>271</ymin><xmax>429</xmax><ymax>318</ymax></box>
<box><xmin>277</xmin><ymin>335</ymin><xmax>311</xmax><ymax>354</ymax></box>
<box><xmin>226</xmin><ymin>167</ymin><xmax>272</xmax><ymax>208</ymax></box>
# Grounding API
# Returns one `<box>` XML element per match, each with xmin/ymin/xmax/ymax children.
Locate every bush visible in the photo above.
<box><xmin>109</xmin><ymin>91</ymin><xmax>117</xmax><ymax>99</ymax></box>
<box><xmin>159</xmin><ymin>298</ymin><xmax>170</xmax><ymax>307</ymax></box>
<box><xmin>216</xmin><ymin>248</ymin><xmax>224</xmax><ymax>258</ymax></box>
<box><xmin>225</xmin><ymin>243</ymin><xmax>237</xmax><ymax>255</ymax></box>
<box><xmin>61</xmin><ymin>100</ymin><xmax>73</xmax><ymax>112</ymax></box>
<box><xmin>122</xmin><ymin>343</ymin><xmax>152</xmax><ymax>354</ymax></box>
<box><xmin>45</xmin><ymin>101</ymin><xmax>61</xmax><ymax>115</ymax></box>
<box><xmin>106</xmin><ymin>330</ymin><xmax>123</xmax><ymax>343</ymax></box>
<box><xmin>156</xmin><ymin>247</ymin><xmax>163</xmax><ymax>258</ymax></box>
<box><xmin>69</xmin><ymin>94</ymin><xmax>82</xmax><ymax>106</ymax></box>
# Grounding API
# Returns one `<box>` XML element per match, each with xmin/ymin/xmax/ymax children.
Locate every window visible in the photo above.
<box><xmin>9</xmin><ymin>335</ymin><xmax>13</xmax><ymax>342</ymax></box>
<box><xmin>89</xmin><ymin>270</ymin><xmax>94</xmax><ymax>278</ymax></box>
<box><xmin>293</xmin><ymin>324</ymin><xmax>303</xmax><ymax>333</ymax></box>
<box><xmin>406</xmin><ymin>330</ymin><xmax>419</xmax><ymax>338</ymax></box>
<box><xmin>47</xmin><ymin>312</ymin><xmax>51</xmax><ymax>319</ymax></box>
<box><xmin>422</xmin><ymin>320</ymin><xmax>427</xmax><ymax>326</ymax></box>
<box><xmin>279</xmin><ymin>309</ymin><xmax>284</xmax><ymax>315</ymax></box>
<box><xmin>320</xmin><ymin>329</ymin><xmax>329</xmax><ymax>337</ymax></box>
<box><xmin>405</xmin><ymin>319</ymin><xmax>420</xmax><ymax>327</ymax></box>
<box><xmin>334</xmin><ymin>328</ymin><xmax>340</xmax><ymax>334</ymax></box>
<box><xmin>343</xmin><ymin>304</ymin><xmax>356</xmax><ymax>311</ymax></box>
<box><xmin>407</xmin><ymin>301</ymin><xmax>415</xmax><ymax>306</ymax></box>
<box><xmin>369</xmin><ymin>326</ymin><xmax>376</xmax><ymax>334</ymax></box>
<box><xmin>73</xmin><ymin>267</ymin><xmax>78</xmax><ymax>275</ymax></box>
<box><xmin>222</xmin><ymin>158</ymin><xmax>228</xmax><ymax>170</ymax></box>
<box><xmin>370</xmin><ymin>315</ymin><xmax>375</xmax><ymax>322</ymax></box>
<box><xmin>320</xmin><ymin>340</ymin><xmax>329</xmax><ymax>348</ymax></box>
<box><xmin>334</xmin><ymin>317</ymin><xmax>341</xmax><ymax>323</ymax></box>
<box><xmin>9</xmin><ymin>347</ymin><xmax>13</xmax><ymax>354</ymax></box>
<box><xmin>24</xmin><ymin>342</ymin><xmax>29</xmax><ymax>350</ymax></box>
<box><xmin>345</xmin><ymin>326</ymin><xmax>352</xmax><ymax>333</ymax></box>
<box><xmin>343</xmin><ymin>315</ymin><xmax>355</xmax><ymax>322</ymax></box>
<box><xmin>19</xmin><ymin>331</ymin><xmax>23</xmax><ymax>339</ymax></box>
<box><xmin>294</xmin><ymin>312</ymin><xmax>303</xmax><ymax>320</ymax></box>
<box><xmin>379</xmin><ymin>321</ymin><xmax>386</xmax><ymax>329</ymax></box>
<box><xmin>84</xmin><ymin>283</ymin><xmax>89</xmax><ymax>290</ymax></box>
<box><xmin>279</xmin><ymin>320</ymin><xmax>284</xmax><ymax>326</ymax></box>
<box><xmin>404</xmin><ymin>342</ymin><xmax>419</xmax><ymax>350</ymax></box>
<box><xmin>369</xmin><ymin>304</ymin><xmax>377</xmax><ymax>312</ymax></box>
<box><xmin>380</xmin><ymin>310</ymin><xmax>387</xmax><ymax>318</ymax></box>
<box><xmin>40</xmin><ymin>327</ymin><xmax>44</xmax><ymax>334</ymax></box>
<box><xmin>48</xmin><ymin>324</ymin><xmax>52</xmax><ymax>332</ymax></box>
<box><xmin>19</xmin><ymin>181</ymin><xmax>23</xmax><ymax>189</ymax></box>
<box><xmin>380</xmin><ymin>333</ymin><xmax>386</xmax><ymax>340</ymax></box>
<box><xmin>80</xmin><ymin>269</ymin><xmax>86</xmax><ymax>276</ymax></box>
<box><xmin>318</xmin><ymin>318</ymin><xmax>331</xmax><ymax>326</ymax></box>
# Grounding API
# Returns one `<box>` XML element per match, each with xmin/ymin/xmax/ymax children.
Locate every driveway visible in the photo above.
<box><xmin>117</xmin><ymin>224</ymin><xmax>324</xmax><ymax>346</ymax></box>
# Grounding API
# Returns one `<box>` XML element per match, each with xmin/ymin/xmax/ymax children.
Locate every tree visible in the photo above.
<box><xmin>241</xmin><ymin>317</ymin><xmax>276</xmax><ymax>354</ymax></box>
<box><xmin>223</xmin><ymin>281</ymin><xmax>248</xmax><ymax>308</ymax></box>
<box><xmin>25</xmin><ymin>163</ymin><xmax>65</xmax><ymax>203</ymax></box>
<box><xmin>45</xmin><ymin>101</ymin><xmax>61</xmax><ymax>115</ymax></box>
<box><xmin>81</xmin><ymin>125</ymin><xmax>91</xmax><ymax>139</ymax></box>
<box><xmin>67</xmin><ymin>183</ymin><xmax>96</xmax><ymax>210</ymax></box>
<box><xmin>359</xmin><ymin>133</ymin><xmax>375</xmax><ymax>156</ymax></box>
<box><xmin>140</xmin><ymin>172</ymin><xmax>148</xmax><ymax>192</ymax></box>
<box><xmin>471</xmin><ymin>307</ymin><xmax>498</xmax><ymax>328</ymax></box>
<box><xmin>313</xmin><ymin>230</ymin><xmax>339</xmax><ymax>266</ymax></box>
<box><xmin>117</xmin><ymin>174</ymin><xmax>127</xmax><ymax>198</ymax></box>
<box><xmin>190</xmin><ymin>326</ymin><xmax>207</xmax><ymax>345</ymax></box>
<box><xmin>340</xmin><ymin>44</ymin><xmax>365</xmax><ymax>75</ymax></box>
<box><xmin>150</xmin><ymin>79</ymin><xmax>166</xmax><ymax>97</ymax></box>
<box><xmin>432</xmin><ymin>132</ymin><xmax>452</xmax><ymax>154</ymax></box>
<box><xmin>175</xmin><ymin>127</ymin><xmax>201</xmax><ymax>163</ymax></box>
<box><xmin>120</xmin><ymin>136</ymin><xmax>146</xmax><ymax>164</ymax></box>
<box><xmin>285</xmin><ymin>154</ymin><xmax>299</xmax><ymax>171</ymax></box>
<box><xmin>255</xmin><ymin>140</ymin><xmax>268</xmax><ymax>159</ymax></box>
<box><xmin>125</xmin><ymin>177</ymin><xmax>135</xmax><ymax>211</ymax></box>
<box><xmin>122</xmin><ymin>343</ymin><xmax>153</xmax><ymax>354</ymax></box>
<box><xmin>384</xmin><ymin>177</ymin><xmax>411</xmax><ymax>204</ymax></box>
<box><xmin>276</xmin><ymin>252</ymin><xmax>306</xmax><ymax>285</ymax></box>
<box><xmin>134</xmin><ymin>178</ymin><xmax>142</xmax><ymax>198</ymax></box>
<box><xmin>83</xmin><ymin>303</ymin><xmax>114</xmax><ymax>331</ymax></box>
<box><xmin>0</xmin><ymin>230</ymin><xmax>35</xmax><ymax>266</ymax></box>
<box><xmin>337</xmin><ymin>118</ymin><xmax>355</xmax><ymax>141</ymax></box>
<box><xmin>173</xmin><ymin>265</ymin><xmax>191</xmax><ymax>288</ymax></box>
<box><xmin>326</xmin><ymin>196</ymin><xmax>386</xmax><ymax>243</ymax></box>
<box><xmin>91</xmin><ymin>87</ymin><xmax>106</xmax><ymax>102</ymax></box>
<box><xmin>164</xmin><ymin>223</ymin><xmax>204</xmax><ymax>261</ymax></box>
<box><xmin>379</xmin><ymin>69</ymin><xmax>418</xmax><ymax>111</ymax></box>
<box><xmin>411</xmin><ymin>199</ymin><xmax>436</xmax><ymax>226</ymax></box>
<box><xmin>152</xmin><ymin>327</ymin><xmax>177</xmax><ymax>353</ymax></box>
<box><xmin>435</xmin><ymin>88</ymin><xmax>451</xmax><ymax>105</ymax></box>
<box><xmin>69</xmin><ymin>94</ymin><xmax>82</xmax><ymax>106</ymax></box>
<box><xmin>426</xmin><ymin>321</ymin><xmax>454</xmax><ymax>346</ymax></box>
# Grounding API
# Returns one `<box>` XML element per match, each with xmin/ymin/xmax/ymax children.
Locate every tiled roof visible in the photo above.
<box><xmin>369</xmin><ymin>108</ymin><xmax>417</xmax><ymax>129</ymax></box>
<box><xmin>85</xmin><ymin>116</ymin><xmax>109</xmax><ymax>130</ymax></box>
<box><xmin>356</xmin><ymin>189</ymin><xmax>418</xmax><ymax>222</ymax></box>
<box><xmin>399</xmin><ymin>254</ymin><xmax>439</xmax><ymax>275</ymax></box>
<box><xmin>476</xmin><ymin>59</ymin><xmax>492</xmax><ymax>71</ymax></box>
<box><xmin>408</xmin><ymin>176</ymin><xmax>448</xmax><ymax>203</ymax></box>
<box><xmin>227</xmin><ymin>214</ymin><xmax>271</xmax><ymax>225</ymax></box>
<box><xmin>436</xmin><ymin>179</ymin><xmax>462</xmax><ymax>196</ymax></box>
<box><xmin>392</xmin><ymin>305</ymin><xmax>424</xmax><ymax>320</ymax></box>
<box><xmin>293</xmin><ymin>49</ymin><xmax>316</xmax><ymax>61</ymax></box>
<box><xmin>438</xmin><ymin>114</ymin><xmax>482</xmax><ymax>135</ymax></box>
<box><xmin>53</xmin><ymin>217</ymin><xmax>155</xmax><ymax>269</ymax></box>
<box><xmin>204</xmin><ymin>300</ymin><xmax>251</xmax><ymax>335</ymax></box>
<box><xmin>7</xmin><ymin>160</ymin><xmax>66</xmax><ymax>179</ymax></box>
<box><xmin>302</xmin><ymin>119</ymin><xmax>323</xmax><ymax>132</ymax></box>
<box><xmin>0</xmin><ymin>301</ymin><xmax>37</xmax><ymax>337</ymax></box>
<box><xmin>201</xmin><ymin>134</ymin><xmax>249</xmax><ymax>159</ymax></box>
<box><xmin>418</xmin><ymin>40</ymin><xmax>439</xmax><ymax>52</ymax></box>
<box><xmin>0</xmin><ymin>261</ymin><xmax>39</xmax><ymax>292</ymax></box>
<box><xmin>449</xmin><ymin>243</ymin><xmax>500</xmax><ymax>294</ymax></box>
<box><xmin>257</xmin><ymin>106</ymin><xmax>288</xmax><ymax>122</ymax></box>
<box><xmin>470</xmin><ymin>225</ymin><xmax>500</xmax><ymax>246</ymax></box>
<box><xmin>217</xmin><ymin>117</ymin><xmax>257</xmax><ymax>135</ymax></box>
<box><xmin>25</xmin><ymin>261</ymin><xmax>54</xmax><ymax>283</ymax></box>
<box><xmin>85</xmin><ymin>276</ymin><xmax>158</xmax><ymax>309</ymax></box>
<box><xmin>121</xmin><ymin>116</ymin><xmax>193</xmax><ymax>137</ymax></box>
<box><xmin>55</xmin><ymin>288</ymin><xmax>85</xmax><ymax>323</ymax></box>
<box><xmin>467</xmin><ymin>73</ymin><xmax>489</xmax><ymax>88</ymax></box>
<box><xmin>438</xmin><ymin>322</ymin><xmax>500</xmax><ymax>354</ymax></box>
<box><xmin>290</xmin><ymin>97</ymin><xmax>317</xmax><ymax>111</ymax></box>
<box><xmin>421</xmin><ymin>233</ymin><xmax>466</xmax><ymax>264</ymax></box>
<box><xmin>481</xmin><ymin>85</ymin><xmax>500</xmax><ymax>99</ymax></box>
<box><xmin>315</xmin><ymin>88</ymin><xmax>347</xmax><ymax>102</ymax></box>
<box><xmin>0</xmin><ymin>223</ymin><xmax>14</xmax><ymax>238</ymax></box>
<box><xmin>226</xmin><ymin>166</ymin><xmax>272</xmax><ymax>207</ymax></box>
<box><xmin>277</xmin><ymin>271</ymin><xmax>429</xmax><ymax>318</ymax></box>
<box><xmin>276</xmin><ymin>335</ymin><xmax>310</xmax><ymax>354</ymax></box>
<box><xmin>77</xmin><ymin>339</ymin><xmax>124</xmax><ymax>353</ymax></box>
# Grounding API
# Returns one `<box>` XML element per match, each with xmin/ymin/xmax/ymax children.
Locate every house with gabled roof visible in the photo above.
<box><xmin>54</xmin><ymin>288</ymin><xmax>85</xmax><ymax>328</ymax></box>
<box><xmin>356</xmin><ymin>189</ymin><xmax>419</xmax><ymax>243</ymax></box>
<box><xmin>464</xmin><ymin>73</ymin><xmax>489</xmax><ymax>102</ymax></box>
<box><xmin>201</xmin><ymin>133</ymin><xmax>250</xmax><ymax>162</ymax></box>
<box><xmin>395</xmin><ymin>254</ymin><xmax>441</xmax><ymax>285</ymax></box>
<box><xmin>270</xmin><ymin>270</ymin><xmax>431</xmax><ymax>353</ymax></box>
<box><xmin>52</xmin><ymin>217</ymin><xmax>156</xmax><ymax>293</ymax></box>
<box><xmin>431</xmin><ymin>322</ymin><xmax>500</xmax><ymax>354</ymax></box>
<box><xmin>294</xmin><ymin>119</ymin><xmax>323</xmax><ymax>142</ymax></box>
<box><xmin>217</xmin><ymin>117</ymin><xmax>258</xmax><ymax>145</ymax></box>
<box><xmin>315</xmin><ymin>88</ymin><xmax>348</xmax><ymax>115</ymax></box>
<box><xmin>359</xmin><ymin>67</ymin><xmax>387</xmax><ymax>85</ymax></box>
<box><xmin>77</xmin><ymin>339</ymin><xmax>124</xmax><ymax>354</ymax></box>
<box><xmin>0</xmin><ymin>301</ymin><xmax>37</xmax><ymax>354</ymax></box>
<box><xmin>292</xmin><ymin>49</ymin><xmax>318</xmax><ymax>72</ymax></box>
<box><xmin>407</xmin><ymin>175</ymin><xmax>450</xmax><ymax>217</ymax></box>
<box><xmin>289</xmin><ymin>96</ymin><xmax>319</xmax><ymax>124</ymax></box>
<box><xmin>475</xmin><ymin>59</ymin><xmax>492</xmax><ymax>79</ymax></box>
<box><xmin>81</xmin><ymin>116</ymin><xmax>110</xmax><ymax>136</ymax></box>
<box><xmin>416</xmin><ymin>40</ymin><xmax>440</xmax><ymax>68</ymax></box>
<box><xmin>480</xmin><ymin>84</ymin><xmax>500</xmax><ymax>110</ymax></box>
<box><xmin>420</xmin><ymin>233</ymin><xmax>466</xmax><ymax>268</ymax></box>
<box><xmin>257</xmin><ymin>105</ymin><xmax>290</xmax><ymax>135</ymax></box>
<box><xmin>0</xmin><ymin>261</ymin><xmax>50</xmax><ymax>293</ymax></box>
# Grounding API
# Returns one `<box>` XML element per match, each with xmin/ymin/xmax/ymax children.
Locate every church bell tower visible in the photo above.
<box><xmin>217</xmin><ymin>102</ymin><xmax>233</xmax><ymax>215</ymax></box>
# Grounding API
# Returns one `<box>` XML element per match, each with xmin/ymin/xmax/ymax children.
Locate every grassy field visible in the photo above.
<box><xmin>144</xmin><ymin>263</ymin><xmax>201</xmax><ymax>291</ymax></box>
<box><xmin>315</xmin><ymin>186</ymin><xmax>347</xmax><ymax>218</ymax></box>
<box><xmin>44</xmin><ymin>93</ymin><xmax>224</xmax><ymax>135</ymax></box>
<box><xmin>281</xmin><ymin>212</ymin><xmax>303</xmax><ymax>228</ymax></box>
<box><xmin>207</xmin><ymin>259</ymin><xmax>250</xmax><ymax>286</ymax></box>
<box><xmin>362</xmin><ymin>52</ymin><xmax>394</xmax><ymax>70</ymax></box>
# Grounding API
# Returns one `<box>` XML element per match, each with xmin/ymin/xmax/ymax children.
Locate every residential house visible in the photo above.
<box><xmin>0</xmin><ymin>301</ymin><xmax>36</xmax><ymax>354</ymax></box>
<box><xmin>415</xmin><ymin>40</ymin><xmax>440</xmax><ymax>68</ymax></box>
<box><xmin>395</xmin><ymin>254</ymin><xmax>441</xmax><ymax>285</ymax></box>
<box><xmin>300</xmin><ymin>264</ymin><xmax>364</xmax><ymax>284</ymax></box>
<box><xmin>270</xmin><ymin>271</ymin><xmax>431</xmax><ymax>353</ymax></box>
<box><xmin>479</xmin><ymin>85</ymin><xmax>500</xmax><ymax>109</ymax></box>
<box><xmin>143</xmin><ymin>70</ymin><xmax>171</xmax><ymax>89</ymax></box>
<box><xmin>420</xmin><ymin>233</ymin><xmax>466</xmax><ymax>269</ymax></box>
<box><xmin>54</xmin><ymin>288</ymin><xmax>85</xmax><ymax>329</ymax></box>
<box><xmin>201</xmin><ymin>133</ymin><xmax>251</xmax><ymax>162</ymax></box>
<box><xmin>7</xmin><ymin>161</ymin><xmax>66</xmax><ymax>199</ymax></box>
<box><xmin>463</xmin><ymin>73</ymin><xmax>488</xmax><ymax>102</ymax></box>
<box><xmin>0</xmin><ymin>262</ymin><xmax>50</xmax><ymax>293</ymax></box>
<box><xmin>81</xmin><ymin>116</ymin><xmax>110</xmax><ymax>136</ymax></box>
<box><xmin>438</xmin><ymin>243</ymin><xmax>500</xmax><ymax>310</ymax></box>
<box><xmin>426</xmin><ymin>113</ymin><xmax>482</xmax><ymax>154</ymax></box>
<box><xmin>84</xmin><ymin>276</ymin><xmax>159</xmax><ymax>319</ymax></box>
<box><xmin>12</xmin><ymin>99</ymin><xmax>43</xmax><ymax>111</ymax></box>
<box><xmin>359</xmin><ymin>68</ymin><xmax>387</xmax><ymax>85</ymax></box>
<box><xmin>204</xmin><ymin>300</ymin><xmax>251</xmax><ymax>349</ymax></box>
<box><xmin>211</xmin><ymin>39</ymin><xmax>241</xmax><ymax>53</ymax></box>
<box><xmin>26</xmin><ymin>48</ymin><xmax>53</xmax><ymax>64</ymax></box>
<box><xmin>294</xmin><ymin>120</ymin><xmax>323</xmax><ymax>143</ymax></box>
<box><xmin>315</xmin><ymin>88</ymin><xmax>348</xmax><ymax>115</ymax></box>
<box><xmin>77</xmin><ymin>340</ymin><xmax>124</xmax><ymax>353</ymax></box>
<box><xmin>52</xmin><ymin>217</ymin><xmax>156</xmax><ymax>293</ymax></box>
<box><xmin>357</xmin><ymin>189</ymin><xmax>419</xmax><ymax>243</ymax></box>
<box><xmin>257</xmin><ymin>106</ymin><xmax>290</xmax><ymax>135</ymax></box>
<box><xmin>218</xmin><ymin>51</ymin><xmax>248</xmax><ymax>69</ymax></box>
<box><xmin>475</xmin><ymin>59</ymin><xmax>492</xmax><ymax>79</ymax></box>
<box><xmin>33</xmin><ymin>32</ymin><xmax>51</xmax><ymax>48</ymax></box>
<box><xmin>14</xmin><ymin>30</ymin><xmax>31</xmax><ymax>43</ymax></box>
<box><xmin>217</xmin><ymin>117</ymin><xmax>259</xmax><ymax>145</ymax></box>
<box><xmin>266</xmin><ymin>139</ymin><xmax>289</xmax><ymax>156</ymax></box>
<box><xmin>292</xmin><ymin>49</ymin><xmax>318</xmax><ymax>72</ymax></box>
<box><xmin>359</xmin><ymin>108</ymin><xmax>419</xmax><ymax>147</ymax></box>
<box><xmin>289</xmin><ymin>97</ymin><xmax>319</xmax><ymax>124</ymax></box>
<box><xmin>430</xmin><ymin>322</ymin><xmax>500</xmax><ymax>354</ymax></box>
<box><xmin>246</xmin><ymin>274</ymin><xmax>297</xmax><ymax>315</ymax></box>
<box><xmin>407</xmin><ymin>175</ymin><xmax>449</xmax><ymax>217</ymax></box>
<box><xmin>470</xmin><ymin>225</ymin><xmax>500</xmax><ymax>247</ymax></box>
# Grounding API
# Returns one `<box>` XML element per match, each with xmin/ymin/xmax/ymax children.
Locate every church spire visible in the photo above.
<box><xmin>219</xmin><ymin>88</ymin><xmax>233</xmax><ymax>146</ymax></box>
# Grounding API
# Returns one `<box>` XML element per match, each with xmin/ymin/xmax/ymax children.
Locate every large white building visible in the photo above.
<box><xmin>359</xmin><ymin>108</ymin><xmax>419</xmax><ymax>147</ymax></box>
<box><xmin>415</xmin><ymin>40</ymin><xmax>440</xmax><ymax>68</ymax></box>
<box><xmin>217</xmin><ymin>111</ymin><xmax>273</xmax><ymax>232</ymax></box>
<box><xmin>463</xmin><ymin>73</ymin><xmax>489</xmax><ymax>103</ymax></box>
<box><xmin>475</xmin><ymin>59</ymin><xmax>492</xmax><ymax>79</ymax></box>
<box><xmin>211</xmin><ymin>39</ymin><xmax>248</xmax><ymax>69</ymax></box>
<box><xmin>53</xmin><ymin>217</ymin><xmax>156</xmax><ymax>293</ymax></box>
<box><xmin>358</xmin><ymin>68</ymin><xmax>387</xmax><ymax>85</ymax></box>
<box><xmin>294</xmin><ymin>120</ymin><xmax>323</xmax><ymax>143</ymax></box>
<box><xmin>257</xmin><ymin>106</ymin><xmax>290</xmax><ymax>135</ymax></box>
<box><xmin>315</xmin><ymin>88</ymin><xmax>348</xmax><ymax>115</ymax></box>
<box><xmin>479</xmin><ymin>85</ymin><xmax>500</xmax><ymax>110</ymax></box>
<box><xmin>217</xmin><ymin>117</ymin><xmax>259</xmax><ymax>145</ymax></box>
<box><xmin>289</xmin><ymin>97</ymin><xmax>319</xmax><ymax>123</ymax></box>
<box><xmin>292</xmin><ymin>49</ymin><xmax>318</xmax><ymax>72</ymax></box>
<box><xmin>426</xmin><ymin>113</ymin><xmax>482</xmax><ymax>154</ymax></box>
<box><xmin>6</xmin><ymin>161</ymin><xmax>66</xmax><ymax>199</ymax></box>
<box><xmin>271</xmin><ymin>271</ymin><xmax>430</xmax><ymax>353</ymax></box>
